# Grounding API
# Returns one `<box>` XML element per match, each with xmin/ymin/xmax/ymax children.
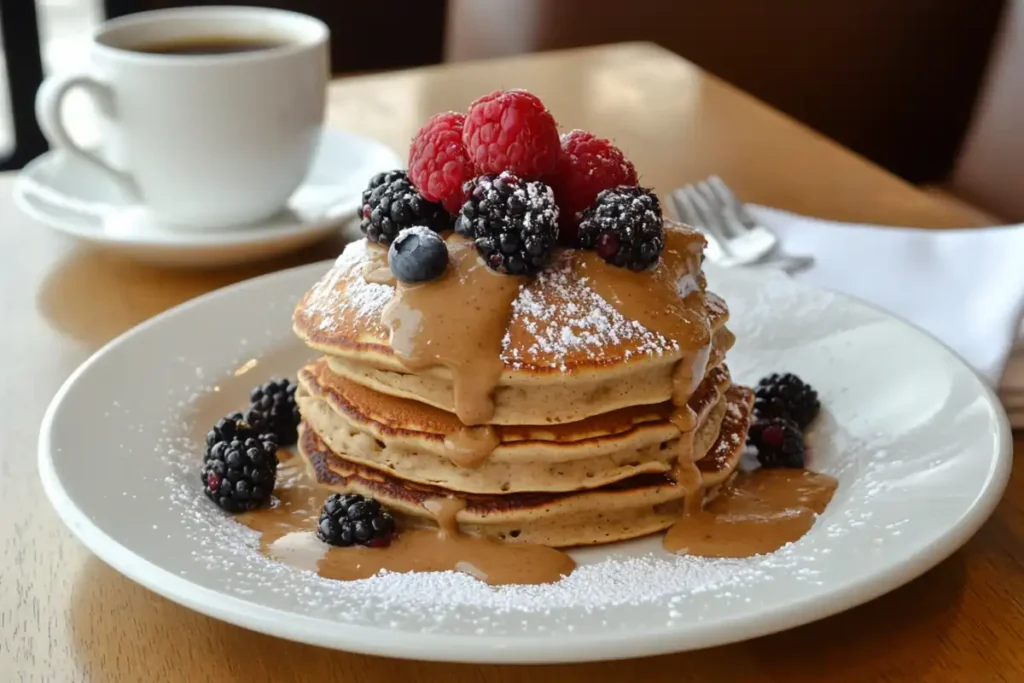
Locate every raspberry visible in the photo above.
<box><xmin>547</xmin><ymin>130</ymin><xmax>638</xmax><ymax>243</ymax></box>
<box><xmin>409</xmin><ymin>112</ymin><xmax>474</xmax><ymax>214</ymax></box>
<box><xmin>463</xmin><ymin>90</ymin><xmax>560</xmax><ymax>180</ymax></box>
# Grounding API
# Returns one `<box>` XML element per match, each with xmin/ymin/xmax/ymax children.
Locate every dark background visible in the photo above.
<box><xmin>3</xmin><ymin>0</ymin><xmax>1008</xmax><ymax>183</ymax></box>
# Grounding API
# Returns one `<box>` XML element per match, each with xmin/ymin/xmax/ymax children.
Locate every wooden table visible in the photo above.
<box><xmin>3</xmin><ymin>43</ymin><xmax>1019</xmax><ymax>682</ymax></box>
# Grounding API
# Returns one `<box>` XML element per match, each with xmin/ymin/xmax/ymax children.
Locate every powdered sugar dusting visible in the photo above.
<box><xmin>501</xmin><ymin>252</ymin><xmax>677</xmax><ymax>371</ymax></box>
<box><xmin>301</xmin><ymin>240</ymin><xmax>392</xmax><ymax>333</ymax></box>
<box><xmin>55</xmin><ymin>255</ymin><xmax>990</xmax><ymax>646</ymax></box>
<box><xmin>397</xmin><ymin>225</ymin><xmax>439</xmax><ymax>241</ymax></box>
<box><xmin>162</xmin><ymin>416</ymin><xmax>820</xmax><ymax>634</ymax></box>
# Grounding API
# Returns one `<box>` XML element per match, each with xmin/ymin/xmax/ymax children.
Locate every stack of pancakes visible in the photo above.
<box><xmin>292</xmin><ymin>224</ymin><xmax>754</xmax><ymax>547</ymax></box>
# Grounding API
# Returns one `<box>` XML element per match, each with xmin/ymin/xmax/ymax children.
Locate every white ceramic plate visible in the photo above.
<box><xmin>38</xmin><ymin>262</ymin><xmax>1011</xmax><ymax>663</ymax></box>
<box><xmin>14</xmin><ymin>129</ymin><xmax>401</xmax><ymax>267</ymax></box>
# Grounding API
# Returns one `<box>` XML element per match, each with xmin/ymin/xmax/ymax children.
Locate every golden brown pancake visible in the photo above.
<box><xmin>698</xmin><ymin>384</ymin><xmax>755</xmax><ymax>487</ymax></box>
<box><xmin>295</xmin><ymin>383</ymin><xmax>754</xmax><ymax>547</ymax></box>
<box><xmin>290</xmin><ymin>220</ymin><xmax>755</xmax><ymax>549</ymax></box>
<box><xmin>296</xmin><ymin>358</ymin><xmax>733</xmax><ymax>494</ymax></box>
<box><xmin>293</xmin><ymin>227</ymin><xmax>731</xmax><ymax>425</ymax></box>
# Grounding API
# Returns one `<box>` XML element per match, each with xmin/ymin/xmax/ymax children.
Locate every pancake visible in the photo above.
<box><xmin>290</xmin><ymin>214</ymin><xmax>756</xmax><ymax>551</ymax></box>
<box><xmin>293</xmin><ymin>226</ymin><xmax>728</xmax><ymax>426</ymax></box>
<box><xmin>296</xmin><ymin>358</ymin><xmax>733</xmax><ymax>494</ymax></box>
<box><xmin>323</xmin><ymin>323</ymin><xmax>735</xmax><ymax>427</ymax></box>
<box><xmin>698</xmin><ymin>384</ymin><xmax>755</xmax><ymax>488</ymax></box>
<box><xmin>295</xmin><ymin>383</ymin><xmax>754</xmax><ymax>547</ymax></box>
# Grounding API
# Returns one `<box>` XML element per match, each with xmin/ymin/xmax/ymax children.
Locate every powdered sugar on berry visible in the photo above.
<box><xmin>396</xmin><ymin>225</ymin><xmax>439</xmax><ymax>241</ymax></box>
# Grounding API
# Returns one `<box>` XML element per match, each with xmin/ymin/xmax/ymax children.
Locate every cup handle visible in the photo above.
<box><xmin>35</xmin><ymin>72</ymin><xmax>138</xmax><ymax>197</ymax></box>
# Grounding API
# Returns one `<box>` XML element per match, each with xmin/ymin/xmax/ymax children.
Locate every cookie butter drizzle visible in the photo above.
<box><xmin>442</xmin><ymin>425</ymin><xmax>501</xmax><ymax>468</ymax></box>
<box><xmin>380</xmin><ymin>237</ymin><xmax>524</xmax><ymax>429</ymax></box>
<box><xmin>342</xmin><ymin>226</ymin><xmax>838</xmax><ymax>560</ymax></box>
<box><xmin>573</xmin><ymin>228</ymin><xmax>713</xmax><ymax>506</ymax></box>
<box><xmin>238</xmin><ymin>453</ymin><xmax>574</xmax><ymax>585</ymax></box>
<box><xmin>663</xmin><ymin>469</ymin><xmax>838</xmax><ymax>557</ymax></box>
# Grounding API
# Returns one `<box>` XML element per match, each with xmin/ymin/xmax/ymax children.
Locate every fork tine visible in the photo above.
<box><xmin>708</xmin><ymin>176</ymin><xmax>756</xmax><ymax>226</ymax></box>
<box><xmin>679</xmin><ymin>185</ymin><xmax>735</xmax><ymax>256</ymax></box>
<box><xmin>668</xmin><ymin>189</ymin><xmax>695</xmax><ymax>224</ymax></box>
<box><xmin>672</xmin><ymin>189</ymin><xmax>729</xmax><ymax>261</ymax></box>
<box><xmin>695</xmin><ymin>180</ymin><xmax>743</xmax><ymax>239</ymax></box>
<box><xmin>700</xmin><ymin>179</ymin><xmax>752</xmax><ymax>239</ymax></box>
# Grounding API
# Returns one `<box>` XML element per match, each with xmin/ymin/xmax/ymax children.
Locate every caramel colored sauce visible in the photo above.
<box><xmin>569</xmin><ymin>229</ymin><xmax>716</xmax><ymax>512</ymax></box>
<box><xmin>238</xmin><ymin>453</ymin><xmax>575</xmax><ymax>586</ymax></box>
<box><xmin>667</xmin><ymin>405</ymin><xmax>698</xmax><ymax>432</ymax></box>
<box><xmin>363</xmin><ymin>266</ymin><xmax>396</xmax><ymax>286</ymax></box>
<box><xmin>359</xmin><ymin>243</ymin><xmax>394</xmax><ymax>285</ymax></box>
<box><xmin>380</xmin><ymin>237</ymin><xmax>524</xmax><ymax>426</ymax></box>
<box><xmin>442</xmin><ymin>425</ymin><xmax>501</xmax><ymax>468</ymax></box>
<box><xmin>663</xmin><ymin>468</ymin><xmax>838</xmax><ymax>558</ymax></box>
<box><xmin>573</xmin><ymin>249</ymin><xmax>710</xmax><ymax>363</ymax></box>
<box><xmin>672</xmin><ymin>344</ymin><xmax>711</xmax><ymax>406</ymax></box>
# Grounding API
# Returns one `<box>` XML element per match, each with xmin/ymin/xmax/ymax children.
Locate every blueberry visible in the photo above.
<box><xmin>388</xmin><ymin>227</ymin><xmax>449</xmax><ymax>283</ymax></box>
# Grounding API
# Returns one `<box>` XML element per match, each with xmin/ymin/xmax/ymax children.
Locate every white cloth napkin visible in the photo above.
<box><xmin>746</xmin><ymin>206</ymin><xmax>1024</xmax><ymax>426</ymax></box>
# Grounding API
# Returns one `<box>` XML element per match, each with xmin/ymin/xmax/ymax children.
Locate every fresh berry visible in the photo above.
<box><xmin>578</xmin><ymin>186</ymin><xmax>664</xmax><ymax>270</ymax></box>
<box><xmin>748</xmin><ymin>417</ymin><xmax>805</xmax><ymax>469</ymax></box>
<box><xmin>463</xmin><ymin>90</ymin><xmax>560</xmax><ymax>179</ymax></box>
<box><xmin>454</xmin><ymin>172</ymin><xmax>559</xmax><ymax>275</ymax></box>
<box><xmin>316</xmin><ymin>493</ymin><xmax>396</xmax><ymax>547</ymax></box>
<box><xmin>547</xmin><ymin>130</ymin><xmax>638</xmax><ymax>243</ymax></box>
<box><xmin>206</xmin><ymin>412</ymin><xmax>263</xmax><ymax>458</ymax></box>
<box><xmin>202</xmin><ymin>429</ymin><xmax>279</xmax><ymax>512</ymax></box>
<box><xmin>388</xmin><ymin>226</ymin><xmax>449</xmax><ymax>283</ymax></box>
<box><xmin>754</xmin><ymin>373</ymin><xmax>820</xmax><ymax>428</ymax></box>
<box><xmin>246</xmin><ymin>379</ymin><xmax>300</xmax><ymax>446</ymax></box>
<box><xmin>409</xmin><ymin>112</ymin><xmax>475</xmax><ymax>214</ymax></box>
<box><xmin>359</xmin><ymin>170</ymin><xmax>448</xmax><ymax>245</ymax></box>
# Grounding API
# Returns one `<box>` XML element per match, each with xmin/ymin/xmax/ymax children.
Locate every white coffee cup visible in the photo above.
<box><xmin>35</xmin><ymin>6</ymin><xmax>329</xmax><ymax>230</ymax></box>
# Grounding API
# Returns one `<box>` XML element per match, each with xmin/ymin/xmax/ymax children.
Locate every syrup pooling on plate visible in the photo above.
<box><xmin>381</xmin><ymin>236</ymin><xmax>525</xmax><ymax>427</ymax></box>
<box><xmin>663</xmin><ymin>469</ymin><xmax>838</xmax><ymax>558</ymax></box>
<box><xmin>239</xmin><ymin>451</ymin><xmax>575</xmax><ymax>585</ymax></box>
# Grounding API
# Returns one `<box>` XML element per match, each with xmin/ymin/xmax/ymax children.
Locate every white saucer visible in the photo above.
<box><xmin>13</xmin><ymin>129</ymin><xmax>401</xmax><ymax>267</ymax></box>
<box><xmin>38</xmin><ymin>262</ymin><xmax>1011</xmax><ymax>663</ymax></box>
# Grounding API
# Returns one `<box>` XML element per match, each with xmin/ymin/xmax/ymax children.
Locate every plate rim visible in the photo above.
<box><xmin>37</xmin><ymin>260</ymin><xmax>1014</xmax><ymax>663</ymax></box>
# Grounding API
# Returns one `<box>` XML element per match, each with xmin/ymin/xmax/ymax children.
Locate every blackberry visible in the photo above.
<box><xmin>754</xmin><ymin>373</ymin><xmax>820</xmax><ymax>428</ymax></box>
<box><xmin>359</xmin><ymin>170</ymin><xmax>449</xmax><ymax>245</ymax></box>
<box><xmin>454</xmin><ymin>172</ymin><xmax>559</xmax><ymax>275</ymax></box>
<box><xmin>316</xmin><ymin>493</ymin><xmax>396</xmax><ymax>548</ymax></box>
<box><xmin>748</xmin><ymin>417</ymin><xmax>805</xmax><ymax>469</ymax></box>
<box><xmin>578</xmin><ymin>186</ymin><xmax>664</xmax><ymax>271</ymax></box>
<box><xmin>206</xmin><ymin>412</ymin><xmax>263</xmax><ymax>458</ymax></box>
<box><xmin>202</xmin><ymin>429</ymin><xmax>279</xmax><ymax>512</ymax></box>
<box><xmin>388</xmin><ymin>226</ymin><xmax>449</xmax><ymax>283</ymax></box>
<box><xmin>246</xmin><ymin>379</ymin><xmax>300</xmax><ymax>446</ymax></box>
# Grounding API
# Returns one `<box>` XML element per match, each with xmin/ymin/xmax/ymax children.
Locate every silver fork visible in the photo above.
<box><xmin>671</xmin><ymin>176</ymin><xmax>813</xmax><ymax>273</ymax></box>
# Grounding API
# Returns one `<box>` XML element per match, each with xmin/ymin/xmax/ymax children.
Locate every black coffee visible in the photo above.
<box><xmin>131</xmin><ymin>36</ymin><xmax>285</xmax><ymax>55</ymax></box>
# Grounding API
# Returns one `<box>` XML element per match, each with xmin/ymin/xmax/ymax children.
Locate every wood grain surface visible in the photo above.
<box><xmin>2</xmin><ymin>43</ymin><xmax>1019</xmax><ymax>682</ymax></box>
